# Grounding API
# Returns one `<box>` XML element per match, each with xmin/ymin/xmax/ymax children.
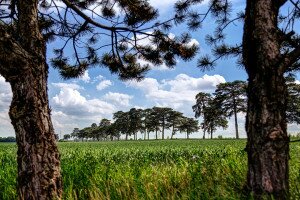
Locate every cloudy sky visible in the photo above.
<box><xmin>0</xmin><ymin>0</ymin><xmax>299</xmax><ymax>138</ymax></box>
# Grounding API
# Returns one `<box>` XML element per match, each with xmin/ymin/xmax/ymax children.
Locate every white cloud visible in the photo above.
<box><xmin>0</xmin><ymin>76</ymin><xmax>13</xmax><ymax>137</ymax></box>
<box><xmin>126</xmin><ymin>74</ymin><xmax>225</xmax><ymax>113</ymax></box>
<box><xmin>52</xmin><ymin>87</ymin><xmax>116</xmax><ymax>117</ymax></box>
<box><xmin>79</xmin><ymin>70</ymin><xmax>91</xmax><ymax>83</ymax></box>
<box><xmin>96</xmin><ymin>80</ymin><xmax>113</xmax><ymax>90</ymax></box>
<box><xmin>0</xmin><ymin>76</ymin><xmax>12</xmax><ymax>110</ymax></box>
<box><xmin>103</xmin><ymin>92</ymin><xmax>133</xmax><ymax>107</ymax></box>
<box><xmin>52</xmin><ymin>82</ymin><xmax>83</xmax><ymax>90</ymax></box>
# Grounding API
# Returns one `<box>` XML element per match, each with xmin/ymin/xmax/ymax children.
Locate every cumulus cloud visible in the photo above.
<box><xmin>96</xmin><ymin>80</ymin><xmax>113</xmax><ymax>90</ymax></box>
<box><xmin>50</xmin><ymin>80</ymin><xmax>134</xmax><ymax>135</ymax></box>
<box><xmin>126</xmin><ymin>74</ymin><xmax>225</xmax><ymax>113</ymax></box>
<box><xmin>52</xmin><ymin>82</ymin><xmax>83</xmax><ymax>90</ymax></box>
<box><xmin>103</xmin><ymin>92</ymin><xmax>133</xmax><ymax>107</ymax></box>
<box><xmin>0</xmin><ymin>76</ymin><xmax>13</xmax><ymax>136</ymax></box>
<box><xmin>79</xmin><ymin>70</ymin><xmax>91</xmax><ymax>83</ymax></box>
<box><xmin>52</xmin><ymin>87</ymin><xmax>116</xmax><ymax>117</ymax></box>
<box><xmin>0</xmin><ymin>76</ymin><xmax>12</xmax><ymax>110</ymax></box>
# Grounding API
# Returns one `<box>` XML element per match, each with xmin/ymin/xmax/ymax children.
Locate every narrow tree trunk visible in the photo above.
<box><xmin>155</xmin><ymin>129</ymin><xmax>158</xmax><ymax>140</ymax></box>
<box><xmin>162</xmin><ymin>122</ymin><xmax>165</xmax><ymax>140</ymax></box>
<box><xmin>210</xmin><ymin>129</ymin><xmax>213</xmax><ymax>139</ymax></box>
<box><xmin>233</xmin><ymin>102</ymin><xmax>239</xmax><ymax>139</ymax></box>
<box><xmin>187</xmin><ymin>132</ymin><xmax>189</xmax><ymax>139</ymax></box>
<box><xmin>126</xmin><ymin>133</ymin><xmax>128</xmax><ymax>140</ymax></box>
<box><xmin>148</xmin><ymin>131</ymin><xmax>150</xmax><ymax>140</ymax></box>
<box><xmin>243</xmin><ymin>0</ymin><xmax>289</xmax><ymax>198</ymax></box>
<box><xmin>202</xmin><ymin>131</ymin><xmax>205</xmax><ymax>139</ymax></box>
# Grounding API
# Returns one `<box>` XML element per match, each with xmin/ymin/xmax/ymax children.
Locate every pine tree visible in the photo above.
<box><xmin>214</xmin><ymin>81</ymin><xmax>247</xmax><ymax>139</ymax></box>
<box><xmin>192</xmin><ymin>92</ymin><xmax>212</xmax><ymax>139</ymax></box>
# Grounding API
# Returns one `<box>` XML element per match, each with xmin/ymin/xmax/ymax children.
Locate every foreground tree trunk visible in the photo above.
<box><xmin>0</xmin><ymin>1</ymin><xmax>62</xmax><ymax>199</ymax></box>
<box><xmin>243</xmin><ymin>0</ymin><xmax>289</xmax><ymax>198</ymax></box>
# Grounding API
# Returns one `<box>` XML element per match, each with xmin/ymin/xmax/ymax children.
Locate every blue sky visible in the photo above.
<box><xmin>0</xmin><ymin>0</ymin><xmax>299</xmax><ymax>138</ymax></box>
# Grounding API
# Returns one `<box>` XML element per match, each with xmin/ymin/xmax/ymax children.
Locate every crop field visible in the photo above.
<box><xmin>0</xmin><ymin>139</ymin><xmax>300</xmax><ymax>200</ymax></box>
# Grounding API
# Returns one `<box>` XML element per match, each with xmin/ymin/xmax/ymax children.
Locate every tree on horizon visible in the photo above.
<box><xmin>214</xmin><ymin>81</ymin><xmax>247</xmax><ymax>139</ymax></box>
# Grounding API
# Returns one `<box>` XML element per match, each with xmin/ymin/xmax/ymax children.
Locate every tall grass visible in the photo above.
<box><xmin>0</xmin><ymin>140</ymin><xmax>299</xmax><ymax>199</ymax></box>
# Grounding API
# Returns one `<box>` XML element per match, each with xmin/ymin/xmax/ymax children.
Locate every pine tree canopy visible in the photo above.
<box><xmin>0</xmin><ymin>0</ymin><xmax>206</xmax><ymax>80</ymax></box>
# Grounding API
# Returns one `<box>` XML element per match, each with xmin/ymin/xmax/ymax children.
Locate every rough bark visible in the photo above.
<box><xmin>243</xmin><ymin>0</ymin><xmax>289</xmax><ymax>198</ymax></box>
<box><xmin>0</xmin><ymin>1</ymin><xmax>63</xmax><ymax>199</ymax></box>
<box><xmin>9</xmin><ymin>61</ymin><xmax>62</xmax><ymax>200</ymax></box>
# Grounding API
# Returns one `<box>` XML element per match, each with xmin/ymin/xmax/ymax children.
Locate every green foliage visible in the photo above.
<box><xmin>0</xmin><ymin>137</ymin><xmax>16</xmax><ymax>142</ymax></box>
<box><xmin>1</xmin><ymin>140</ymin><xmax>300</xmax><ymax>200</ymax></box>
<box><xmin>75</xmin><ymin>106</ymin><xmax>200</xmax><ymax>141</ymax></box>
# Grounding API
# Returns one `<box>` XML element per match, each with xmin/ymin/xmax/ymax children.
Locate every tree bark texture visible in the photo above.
<box><xmin>0</xmin><ymin>0</ymin><xmax>62</xmax><ymax>199</ymax></box>
<box><xmin>243</xmin><ymin>0</ymin><xmax>289</xmax><ymax>199</ymax></box>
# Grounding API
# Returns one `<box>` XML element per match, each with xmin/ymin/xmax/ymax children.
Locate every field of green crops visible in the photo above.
<box><xmin>0</xmin><ymin>139</ymin><xmax>300</xmax><ymax>199</ymax></box>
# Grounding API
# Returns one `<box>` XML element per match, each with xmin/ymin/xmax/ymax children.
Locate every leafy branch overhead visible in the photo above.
<box><xmin>196</xmin><ymin>0</ymin><xmax>300</xmax><ymax>72</ymax></box>
<box><xmin>0</xmin><ymin>0</ymin><xmax>206</xmax><ymax>80</ymax></box>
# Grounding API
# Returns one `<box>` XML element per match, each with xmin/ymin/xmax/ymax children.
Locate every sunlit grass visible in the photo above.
<box><xmin>0</xmin><ymin>140</ymin><xmax>299</xmax><ymax>199</ymax></box>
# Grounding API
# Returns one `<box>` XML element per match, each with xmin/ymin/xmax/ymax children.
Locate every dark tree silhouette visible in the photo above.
<box><xmin>214</xmin><ymin>81</ymin><xmax>247</xmax><ymax>139</ymax></box>
<box><xmin>167</xmin><ymin>110</ymin><xmax>184</xmax><ymax>139</ymax></box>
<box><xmin>192</xmin><ymin>92</ymin><xmax>212</xmax><ymax>139</ymax></box>
<box><xmin>152</xmin><ymin>107</ymin><xmax>173</xmax><ymax>139</ymax></box>
<box><xmin>202</xmin><ymin>97</ymin><xmax>228</xmax><ymax>139</ymax></box>
<box><xmin>178</xmin><ymin>117</ymin><xmax>199</xmax><ymax>139</ymax></box>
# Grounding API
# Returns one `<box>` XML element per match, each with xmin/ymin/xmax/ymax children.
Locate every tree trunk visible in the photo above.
<box><xmin>148</xmin><ymin>131</ymin><xmax>150</xmax><ymax>140</ymax></box>
<box><xmin>162</xmin><ymin>121</ymin><xmax>165</xmax><ymax>140</ymax></box>
<box><xmin>0</xmin><ymin>1</ymin><xmax>63</xmax><ymax>199</ymax></box>
<box><xmin>210</xmin><ymin>129</ymin><xmax>213</xmax><ymax>139</ymax></box>
<box><xmin>155</xmin><ymin>129</ymin><xmax>158</xmax><ymax>140</ymax></box>
<box><xmin>243</xmin><ymin>0</ymin><xmax>289</xmax><ymax>198</ymax></box>
<box><xmin>202</xmin><ymin>131</ymin><xmax>205</xmax><ymax>139</ymax></box>
<box><xmin>125</xmin><ymin>133</ymin><xmax>128</xmax><ymax>140</ymax></box>
<box><xmin>233</xmin><ymin>101</ymin><xmax>239</xmax><ymax>139</ymax></box>
<box><xmin>9</xmin><ymin>69</ymin><xmax>62</xmax><ymax>200</ymax></box>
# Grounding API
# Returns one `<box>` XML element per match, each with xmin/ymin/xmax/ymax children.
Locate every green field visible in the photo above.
<box><xmin>0</xmin><ymin>140</ymin><xmax>300</xmax><ymax>199</ymax></box>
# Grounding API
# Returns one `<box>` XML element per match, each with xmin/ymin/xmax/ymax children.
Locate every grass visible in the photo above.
<box><xmin>0</xmin><ymin>139</ymin><xmax>299</xmax><ymax>199</ymax></box>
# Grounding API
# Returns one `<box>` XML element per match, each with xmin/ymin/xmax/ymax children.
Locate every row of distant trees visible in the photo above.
<box><xmin>65</xmin><ymin>77</ymin><xmax>300</xmax><ymax>141</ymax></box>
<box><xmin>65</xmin><ymin>107</ymin><xmax>199</xmax><ymax>141</ymax></box>
<box><xmin>0</xmin><ymin>137</ymin><xmax>16</xmax><ymax>142</ymax></box>
<box><xmin>193</xmin><ymin>77</ymin><xmax>300</xmax><ymax>139</ymax></box>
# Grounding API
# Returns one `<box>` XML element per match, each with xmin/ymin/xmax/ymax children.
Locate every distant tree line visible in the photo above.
<box><xmin>65</xmin><ymin>78</ymin><xmax>300</xmax><ymax>142</ymax></box>
<box><xmin>0</xmin><ymin>137</ymin><xmax>16</xmax><ymax>142</ymax></box>
<box><xmin>193</xmin><ymin>77</ymin><xmax>300</xmax><ymax>139</ymax></box>
<box><xmin>65</xmin><ymin>107</ymin><xmax>199</xmax><ymax>141</ymax></box>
